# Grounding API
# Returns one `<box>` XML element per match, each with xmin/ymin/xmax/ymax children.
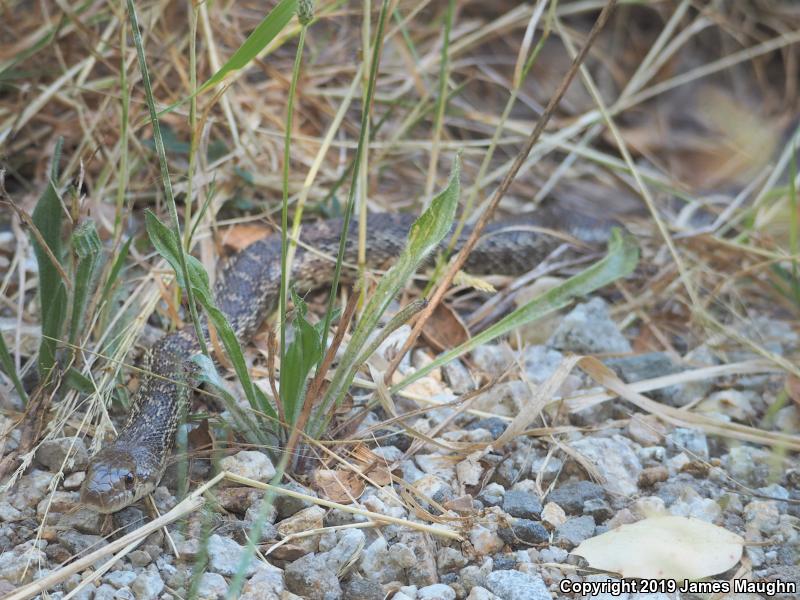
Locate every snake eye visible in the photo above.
<box><xmin>124</xmin><ymin>472</ymin><xmax>135</xmax><ymax>487</ymax></box>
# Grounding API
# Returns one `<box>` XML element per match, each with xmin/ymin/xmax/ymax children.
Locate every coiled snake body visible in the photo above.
<box><xmin>80</xmin><ymin>209</ymin><xmax>614</xmax><ymax>512</ymax></box>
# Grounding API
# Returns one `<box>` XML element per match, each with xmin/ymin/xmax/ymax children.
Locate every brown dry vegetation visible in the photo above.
<box><xmin>2</xmin><ymin>0</ymin><xmax>800</xmax><ymax>595</ymax></box>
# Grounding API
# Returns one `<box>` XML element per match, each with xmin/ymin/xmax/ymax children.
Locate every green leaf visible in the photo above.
<box><xmin>0</xmin><ymin>330</ymin><xmax>27</xmax><ymax>403</ymax></box>
<box><xmin>393</xmin><ymin>228</ymin><xmax>640</xmax><ymax>392</ymax></box>
<box><xmin>31</xmin><ymin>140</ymin><xmax>66</xmax><ymax>380</ymax></box>
<box><xmin>280</xmin><ymin>290</ymin><xmax>324</xmax><ymax>425</ymax></box>
<box><xmin>69</xmin><ymin>220</ymin><xmax>102</xmax><ymax>346</ymax></box>
<box><xmin>314</xmin><ymin>155</ymin><xmax>461</xmax><ymax>430</ymax></box>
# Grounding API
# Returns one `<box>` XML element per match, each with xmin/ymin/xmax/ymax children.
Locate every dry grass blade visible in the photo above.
<box><xmin>579</xmin><ymin>357</ymin><xmax>800</xmax><ymax>451</ymax></box>
<box><xmin>383</xmin><ymin>0</ymin><xmax>618</xmax><ymax>382</ymax></box>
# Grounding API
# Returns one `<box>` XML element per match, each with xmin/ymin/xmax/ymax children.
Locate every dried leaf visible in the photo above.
<box><xmin>221</xmin><ymin>224</ymin><xmax>271</xmax><ymax>251</ymax></box>
<box><xmin>420</xmin><ymin>302</ymin><xmax>470</xmax><ymax>352</ymax></box>
<box><xmin>572</xmin><ymin>516</ymin><xmax>744</xmax><ymax>579</ymax></box>
<box><xmin>314</xmin><ymin>468</ymin><xmax>366</xmax><ymax>504</ymax></box>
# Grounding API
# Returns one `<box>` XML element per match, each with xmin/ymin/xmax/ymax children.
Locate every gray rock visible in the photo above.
<box><xmin>113</xmin><ymin>506</ymin><xmax>147</xmax><ymax>536</ymax></box>
<box><xmin>498</xmin><ymin>518</ymin><xmax>549</xmax><ymax>546</ymax></box>
<box><xmin>437</xmin><ymin>546</ymin><xmax>468</xmax><ymax>573</ymax></box>
<box><xmin>396</xmin><ymin>531</ymin><xmax>439</xmax><ymax>587</ymax></box>
<box><xmin>220</xmin><ymin>450</ymin><xmax>276</xmax><ymax>482</ymax></box>
<box><xmin>131</xmin><ymin>565</ymin><xmax>165</xmax><ymax>599</ymax></box>
<box><xmin>94</xmin><ymin>584</ymin><xmax>118</xmax><ymax>600</ymax></box>
<box><xmin>523</xmin><ymin>345</ymin><xmax>565</xmax><ymax>383</ymax></box>
<box><xmin>502</xmin><ymin>490</ymin><xmax>543</xmax><ymax>520</ymax></box>
<box><xmin>571</xmin><ymin>436</ymin><xmax>642</xmax><ymax>496</ymax></box>
<box><xmin>59</xmin><ymin>530</ymin><xmax>107</xmax><ymax>556</ymax></box>
<box><xmin>473</xmin><ymin>381</ymin><xmax>528</xmax><ymax>418</ymax></box>
<box><xmin>666</xmin><ymin>428</ymin><xmax>709</xmax><ymax>460</ymax></box>
<box><xmin>196</xmin><ymin>572</ymin><xmax>228</xmax><ymax>599</ymax></box>
<box><xmin>418</xmin><ymin>583</ymin><xmax>456</xmax><ymax>600</ymax></box>
<box><xmin>442</xmin><ymin>358</ymin><xmax>477</xmax><ymax>394</ymax></box>
<box><xmin>0</xmin><ymin>541</ymin><xmax>47</xmax><ymax>583</ymax></box>
<box><xmin>555</xmin><ymin>515</ymin><xmax>596</xmax><ymax>547</ymax></box>
<box><xmin>477</xmin><ymin>483</ymin><xmax>505</xmax><ymax>508</ymax></box>
<box><xmin>547</xmin><ymin>480</ymin><xmax>605</xmax><ymax>514</ymax></box>
<box><xmin>105</xmin><ymin>570</ymin><xmax>137</xmax><ymax>588</ymax></box>
<box><xmin>240</xmin><ymin>562</ymin><xmax>285</xmax><ymax>599</ymax></box>
<box><xmin>359</xmin><ymin>537</ymin><xmax>404</xmax><ymax>584</ymax></box>
<box><xmin>466</xmin><ymin>587</ymin><xmax>501</xmax><ymax>600</ymax></box>
<box><xmin>0</xmin><ymin>501</ymin><xmax>23</xmax><ymax>522</ymax></box>
<box><xmin>548</xmin><ymin>298</ymin><xmax>631</xmax><ymax>354</ymax></box>
<box><xmin>10</xmin><ymin>469</ymin><xmax>52</xmax><ymax>509</ymax></box>
<box><xmin>485</xmin><ymin>570</ymin><xmax>550</xmax><ymax>600</ymax></box>
<box><xmin>583</xmin><ymin>497</ymin><xmax>613</xmax><ymax>522</ymax></box>
<box><xmin>285</xmin><ymin>553</ymin><xmax>342</xmax><ymax>600</ymax></box>
<box><xmin>129</xmin><ymin>549</ymin><xmax>151</xmax><ymax>567</ymax></box>
<box><xmin>36</xmin><ymin>436</ymin><xmax>89</xmax><ymax>473</ymax></box>
<box><xmin>604</xmin><ymin>353</ymin><xmax>683</xmax><ymax>403</ymax></box>
<box><xmin>321</xmin><ymin>528</ymin><xmax>365</xmax><ymax>573</ymax></box>
<box><xmin>342</xmin><ymin>578</ymin><xmax>384</xmax><ymax>600</ymax></box>
<box><xmin>207</xmin><ymin>534</ymin><xmax>258</xmax><ymax>577</ymax></box>
<box><xmin>472</xmin><ymin>345</ymin><xmax>513</xmax><ymax>377</ymax></box>
<box><xmin>274</xmin><ymin>482</ymin><xmax>318</xmax><ymax>520</ymax></box>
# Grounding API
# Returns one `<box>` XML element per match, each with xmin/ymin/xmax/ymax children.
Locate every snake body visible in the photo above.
<box><xmin>79</xmin><ymin>208</ymin><xmax>614</xmax><ymax>512</ymax></box>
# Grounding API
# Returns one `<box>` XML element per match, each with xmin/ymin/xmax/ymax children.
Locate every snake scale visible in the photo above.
<box><xmin>79</xmin><ymin>207</ymin><xmax>615</xmax><ymax>512</ymax></box>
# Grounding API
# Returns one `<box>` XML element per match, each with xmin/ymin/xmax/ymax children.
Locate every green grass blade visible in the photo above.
<box><xmin>393</xmin><ymin>228</ymin><xmax>640</xmax><ymax>392</ymax></box>
<box><xmin>31</xmin><ymin>140</ymin><xmax>66</xmax><ymax>381</ymax></box>
<box><xmin>198</xmin><ymin>0</ymin><xmax>297</xmax><ymax>93</ymax></box>
<box><xmin>314</xmin><ymin>155</ymin><xmax>461</xmax><ymax>431</ymax></box>
<box><xmin>99</xmin><ymin>236</ymin><xmax>131</xmax><ymax>309</ymax></box>
<box><xmin>68</xmin><ymin>220</ymin><xmax>102</xmax><ymax>347</ymax></box>
<box><xmin>127</xmin><ymin>0</ymin><xmax>208</xmax><ymax>357</ymax></box>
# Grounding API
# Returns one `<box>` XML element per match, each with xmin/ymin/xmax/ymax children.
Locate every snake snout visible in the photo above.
<box><xmin>80</xmin><ymin>447</ymin><xmax>145</xmax><ymax>513</ymax></box>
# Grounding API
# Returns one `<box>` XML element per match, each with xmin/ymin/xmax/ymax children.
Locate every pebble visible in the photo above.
<box><xmin>477</xmin><ymin>483</ymin><xmax>505</xmax><ymax>508</ymax></box>
<box><xmin>131</xmin><ymin>565</ymin><xmax>164</xmax><ymax>599</ymax></box>
<box><xmin>196</xmin><ymin>572</ymin><xmax>229</xmax><ymax>599</ymax></box>
<box><xmin>0</xmin><ymin>541</ymin><xmax>47</xmax><ymax>583</ymax></box>
<box><xmin>473</xmin><ymin>381</ymin><xmax>528</xmax><ymax>417</ymax></box>
<box><xmin>10</xmin><ymin>469</ymin><xmax>53</xmax><ymax>509</ymax></box>
<box><xmin>441</xmin><ymin>358</ymin><xmax>477</xmax><ymax>393</ymax></box>
<box><xmin>523</xmin><ymin>345</ymin><xmax>564</xmax><ymax>383</ymax></box>
<box><xmin>540</xmin><ymin>502</ymin><xmax>567</xmax><ymax>527</ymax></box>
<box><xmin>240</xmin><ymin>562</ymin><xmax>285</xmax><ymax>599</ymax></box>
<box><xmin>469</xmin><ymin>524</ymin><xmax>505</xmax><ymax>556</ymax></box>
<box><xmin>554</xmin><ymin>515</ymin><xmax>596</xmax><ymax>547</ymax></box>
<box><xmin>547</xmin><ymin>480</ymin><xmax>605</xmax><ymax>514</ymax></box>
<box><xmin>284</xmin><ymin>553</ymin><xmax>342</xmax><ymax>600</ymax></box>
<box><xmin>484</xmin><ymin>570</ymin><xmax>551</xmax><ymax>600</ymax></box>
<box><xmin>206</xmin><ymin>534</ymin><xmax>259</xmax><ymax>577</ymax></box>
<box><xmin>498</xmin><ymin>518</ymin><xmax>549</xmax><ymax>546</ymax></box>
<box><xmin>466</xmin><ymin>586</ymin><xmax>502</xmax><ymax>600</ymax></box>
<box><xmin>665</xmin><ymin>427</ymin><xmax>709</xmax><ymax>460</ymax></box>
<box><xmin>570</xmin><ymin>436</ymin><xmax>642</xmax><ymax>496</ymax></box>
<box><xmin>106</xmin><ymin>570</ymin><xmax>137</xmax><ymax>588</ymax></box>
<box><xmin>35</xmin><ymin>436</ymin><xmax>89</xmax><ymax>473</ymax></box>
<box><xmin>342</xmin><ymin>578</ymin><xmax>385</xmax><ymax>600</ymax></box>
<box><xmin>219</xmin><ymin>450</ymin><xmax>276</xmax><ymax>482</ymax></box>
<box><xmin>471</xmin><ymin>344</ymin><xmax>513</xmax><ymax>377</ymax></box>
<box><xmin>548</xmin><ymin>298</ymin><xmax>631</xmax><ymax>354</ymax></box>
<box><xmin>274</xmin><ymin>482</ymin><xmax>318</xmax><ymax>520</ymax></box>
<box><xmin>502</xmin><ymin>490</ymin><xmax>543</xmax><ymax>520</ymax></box>
<box><xmin>418</xmin><ymin>583</ymin><xmax>456</xmax><ymax>600</ymax></box>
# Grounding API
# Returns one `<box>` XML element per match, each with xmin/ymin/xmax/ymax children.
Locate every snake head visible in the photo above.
<box><xmin>80</xmin><ymin>446</ymin><xmax>157</xmax><ymax>513</ymax></box>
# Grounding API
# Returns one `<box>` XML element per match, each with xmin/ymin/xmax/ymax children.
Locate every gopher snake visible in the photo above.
<box><xmin>79</xmin><ymin>208</ymin><xmax>614</xmax><ymax>512</ymax></box>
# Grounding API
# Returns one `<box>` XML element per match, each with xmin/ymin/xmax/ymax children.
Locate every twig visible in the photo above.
<box><xmin>383</xmin><ymin>0</ymin><xmax>618</xmax><ymax>383</ymax></box>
